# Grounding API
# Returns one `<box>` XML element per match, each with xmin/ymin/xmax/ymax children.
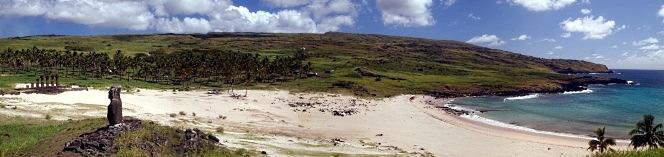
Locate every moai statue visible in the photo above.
<box><xmin>44</xmin><ymin>75</ymin><xmax>50</xmax><ymax>87</ymax></box>
<box><xmin>37</xmin><ymin>77</ymin><xmax>42</xmax><ymax>88</ymax></box>
<box><xmin>107</xmin><ymin>86</ymin><xmax>123</xmax><ymax>125</ymax></box>
<box><xmin>54</xmin><ymin>75</ymin><xmax>59</xmax><ymax>87</ymax></box>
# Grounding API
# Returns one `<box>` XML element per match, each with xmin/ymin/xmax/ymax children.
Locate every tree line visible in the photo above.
<box><xmin>0</xmin><ymin>47</ymin><xmax>312</xmax><ymax>87</ymax></box>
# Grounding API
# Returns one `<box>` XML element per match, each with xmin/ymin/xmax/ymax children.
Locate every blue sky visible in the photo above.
<box><xmin>1</xmin><ymin>0</ymin><xmax>663</xmax><ymax>69</ymax></box>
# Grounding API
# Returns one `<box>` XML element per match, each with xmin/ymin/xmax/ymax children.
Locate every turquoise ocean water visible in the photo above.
<box><xmin>453</xmin><ymin>69</ymin><xmax>664</xmax><ymax>138</ymax></box>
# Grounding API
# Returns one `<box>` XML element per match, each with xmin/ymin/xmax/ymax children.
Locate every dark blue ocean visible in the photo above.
<box><xmin>453</xmin><ymin>69</ymin><xmax>664</xmax><ymax>138</ymax></box>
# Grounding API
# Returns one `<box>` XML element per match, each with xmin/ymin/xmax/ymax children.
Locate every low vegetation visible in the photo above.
<box><xmin>0</xmin><ymin>115</ymin><xmax>252</xmax><ymax>156</ymax></box>
<box><xmin>113</xmin><ymin>120</ymin><xmax>252</xmax><ymax>156</ymax></box>
<box><xmin>591</xmin><ymin>149</ymin><xmax>664</xmax><ymax>157</ymax></box>
<box><xmin>0</xmin><ymin>116</ymin><xmax>107</xmax><ymax>156</ymax></box>
<box><xmin>216</xmin><ymin>127</ymin><xmax>224</xmax><ymax>134</ymax></box>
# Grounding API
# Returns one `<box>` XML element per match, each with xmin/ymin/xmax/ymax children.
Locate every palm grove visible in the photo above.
<box><xmin>0</xmin><ymin>47</ymin><xmax>312</xmax><ymax>88</ymax></box>
<box><xmin>589</xmin><ymin>114</ymin><xmax>664</xmax><ymax>155</ymax></box>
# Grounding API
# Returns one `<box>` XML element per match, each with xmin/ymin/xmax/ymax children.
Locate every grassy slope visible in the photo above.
<box><xmin>591</xmin><ymin>149</ymin><xmax>664</xmax><ymax>157</ymax></box>
<box><xmin>0</xmin><ymin>115</ymin><xmax>253</xmax><ymax>157</ymax></box>
<box><xmin>0</xmin><ymin>33</ymin><xmax>608</xmax><ymax>96</ymax></box>
<box><xmin>0</xmin><ymin>116</ymin><xmax>106</xmax><ymax>156</ymax></box>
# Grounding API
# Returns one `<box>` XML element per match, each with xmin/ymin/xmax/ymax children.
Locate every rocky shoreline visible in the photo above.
<box><xmin>427</xmin><ymin>76</ymin><xmax>627</xmax><ymax>98</ymax></box>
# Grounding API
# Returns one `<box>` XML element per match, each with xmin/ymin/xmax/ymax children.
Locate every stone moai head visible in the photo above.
<box><xmin>108</xmin><ymin>85</ymin><xmax>122</xmax><ymax>100</ymax></box>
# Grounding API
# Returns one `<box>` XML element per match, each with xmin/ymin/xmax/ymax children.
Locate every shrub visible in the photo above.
<box><xmin>45</xmin><ymin>114</ymin><xmax>52</xmax><ymax>120</ymax></box>
<box><xmin>192</xmin><ymin>112</ymin><xmax>196</xmax><ymax>117</ymax></box>
<box><xmin>178</xmin><ymin>111</ymin><xmax>186</xmax><ymax>116</ymax></box>
<box><xmin>169</xmin><ymin>113</ymin><xmax>177</xmax><ymax>117</ymax></box>
<box><xmin>332</xmin><ymin>81</ymin><xmax>354</xmax><ymax>89</ymax></box>
<box><xmin>215</xmin><ymin>127</ymin><xmax>224</xmax><ymax>134</ymax></box>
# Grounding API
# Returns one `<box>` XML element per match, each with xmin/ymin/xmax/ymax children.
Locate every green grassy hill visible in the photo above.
<box><xmin>0</xmin><ymin>32</ymin><xmax>612</xmax><ymax>97</ymax></box>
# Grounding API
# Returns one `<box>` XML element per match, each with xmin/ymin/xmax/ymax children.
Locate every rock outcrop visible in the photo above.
<box><xmin>107</xmin><ymin>86</ymin><xmax>123</xmax><ymax>125</ymax></box>
<box><xmin>63</xmin><ymin>119</ymin><xmax>225</xmax><ymax>156</ymax></box>
<box><xmin>63</xmin><ymin>119</ymin><xmax>142</xmax><ymax>156</ymax></box>
<box><xmin>427</xmin><ymin>76</ymin><xmax>627</xmax><ymax>98</ymax></box>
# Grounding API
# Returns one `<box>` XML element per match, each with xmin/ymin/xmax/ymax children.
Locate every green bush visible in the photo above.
<box><xmin>215</xmin><ymin>127</ymin><xmax>224</xmax><ymax>134</ymax></box>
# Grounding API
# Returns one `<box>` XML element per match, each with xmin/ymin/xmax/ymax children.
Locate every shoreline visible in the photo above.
<box><xmin>423</xmin><ymin>98</ymin><xmax>632</xmax><ymax>145</ymax></box>
<box><xmin>0</xmin><ymin>88</ymin><xmax>621</xmax><ymax>156</ymax></box>
<box><xmin>444</xmin><ymin>87</ymin><xmax>638</xmax><ymax>142</ymax></box>
<box><xmin>416</xmin><ymin>98</ymin><xmax>589</xmax><ymax>147</ymax></box>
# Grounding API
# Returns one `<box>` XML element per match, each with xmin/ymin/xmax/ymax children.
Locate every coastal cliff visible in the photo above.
<box><xmin>542</xmin><ymin>59</ymin><xmax>611</xmax><ymax>74</ymax></box>
<box><xmin>427</xmin><ymin>76</ymin><xmax>626</xmax><ymax>98</ymax></box>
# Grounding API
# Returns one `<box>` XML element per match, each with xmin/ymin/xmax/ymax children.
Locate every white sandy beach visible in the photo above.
<box><xmin>0</xmin><ymin>89</ymin><xmax>619</xmax><ymax>156</ymax></box>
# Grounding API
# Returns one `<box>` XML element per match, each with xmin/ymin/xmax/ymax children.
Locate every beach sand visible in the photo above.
<box><xmin>0</xmin><ymin>89</ymin><xmax>613</xmax><ymax>156</ymax></box>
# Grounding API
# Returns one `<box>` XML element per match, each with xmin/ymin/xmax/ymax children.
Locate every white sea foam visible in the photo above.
<box><xmin>562</xmin><ymin>89</ymin><xmax>593</xmax><ymax>95</ymax></box>
<box><xmin>503</xmin><ymin>94</ymin><xmax>539</xmax><ymax>101</ymax></box>
<box><xmin>450</xmin><ymin>100</ymin><xmax>630</xmax><ymax>143</ymax></box>
<box><xmin>459</xmin><ymin>114</ymin><xmax>595</xmax><ymax>140</ymax></box>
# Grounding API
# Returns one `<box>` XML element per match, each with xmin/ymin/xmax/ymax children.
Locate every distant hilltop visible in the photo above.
<box><xmin>13</xmin><ymin>32</ymin><xmax>609</xmax><ymax>74</ymax></box>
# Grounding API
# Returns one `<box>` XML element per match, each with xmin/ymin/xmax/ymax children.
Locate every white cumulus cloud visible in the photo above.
<box><xmin>511</xmin><ymin>34</ymin><xmax>531</xmax><ymax>40</ymax></box>
<box><xmin>580</xmin><ymin>8</ymin><xmax>591</xmax><ymax>14</ymax></box>
<box><xmin>633</xmin><ymin>37</ymin><xmax>659</xmax><ymax>46</ymax></box>
<box><xmin>261</xmin><ymin>0</ymin><xmax>311</xmax><ymax>8</ymax></box>
<box><xmin>508</xmin><ymin>0</ymin><xmax>576</xmax><ymax>12</ymax></box>
<box><xmin>152</xmin><ymin>0</ymin><xmax>231</xmax><ymax>16</ymax></box>
<box><xmin>0</xmin><ymin>0</ymin><xmax>156</xmax><ymax>30</ymax></box>
<box><xmin>659</xmin><ymin>5</ymin><xmax>664</xmax><ymax>22</ymax></box>
<box><xmin>0</xmin><ymin>0</ymin><xmax>358</xmax><ymax>33</ymax></box>
<box><xmin>618</xmin><ymin>37</ymin><xmax>664</xmax><ymax>69</ymax></box>
<box><xmin>560</xmin><ymin>16</ymin><xmax>617</xmax><ymax>40</ymax></box>
<box><xmin>0</xmin><ymin>0</ymin><xmax>49</xmax><ymax>16</ymax></box>
<box><xmin>442</xmin><ymin>0</ymin><xmax>456</xmax><ymax>7</ymax></box>
<box><xmin>467</xmin><ymin>13</ymin><xmax>481</xmax><ymax>20</ymax></box>
<box><xmin>376</xmin><ymin>0</ymin><xmax>434</xmax><ymax>27</ymax></box>
<box><xmin>467</xmin><ymin>34</ymin><xmax>506</xmax><ymax>46</ymax></box>
<box><xmin>208</xmin><ymin>6</ymin><xmax>318</xmax><ymax>33</ymax></box>
<box><xmin>154</xmin><ymin>17</ymin><xmax>211</xmax><ymax>33</ymax></box>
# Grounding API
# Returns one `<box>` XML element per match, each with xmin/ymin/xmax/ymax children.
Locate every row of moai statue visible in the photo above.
<box><xmin>29</xmin><ymin>74</ymin><xmax>59</xmax><ymax>88</ymax></box>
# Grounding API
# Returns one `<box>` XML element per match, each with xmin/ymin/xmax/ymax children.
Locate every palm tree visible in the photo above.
<box><xmin>629</xmin><ymin>114</ymin><xmax>664</xmax><ymax>149</ymax></box>
<box><xmin>588</xmin><ymin>127</ymin><xmax>616</xmax><ymax>153</ymax></box>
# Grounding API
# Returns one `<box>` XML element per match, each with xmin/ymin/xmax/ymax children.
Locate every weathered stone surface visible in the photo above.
<box><xmin>63</xmin><ymin>119</ymin><xmax>142</xmax><ymax>156</ymax></box>
<box><xmin>107</xmin><ymin>86</ymin><xmax>123</xmax><ymax>125</ymax></box>
<box><xmin>175</xmin><ymin>128</ymin><xmax>221</xmax><ymax>154</ymax></box>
